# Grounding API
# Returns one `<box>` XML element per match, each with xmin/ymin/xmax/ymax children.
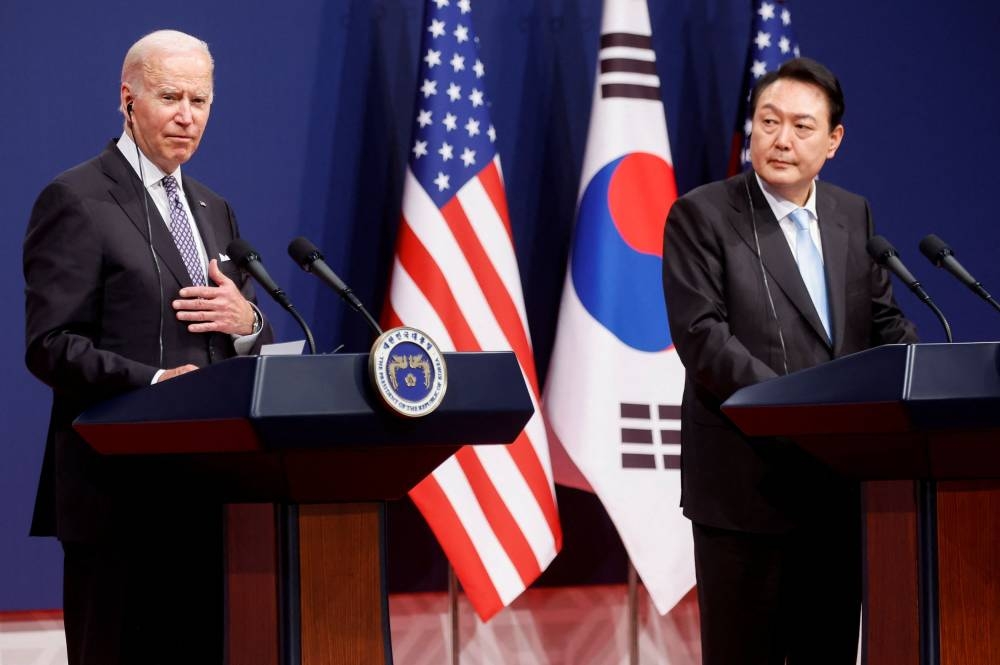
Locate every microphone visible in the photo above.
<box><xmin>919</xmin><ymin>234</ymin><xmax>1000</xmax><ymax>313</ymax></box>
<box><xmin>226</xmin><ymin>238</ymin><xmax>316</xmax><ymax>354</ymax></box>
<box><xmin>227</xmin><ymin>239</ymin><xmax>290</xmax><ymax>308</ymax></box>
<box><xmin>867</xmin><ymin>235</ymin><xmax>952</xmax><ymax>342</ymax></box>
<box><xmin>866</xmin><ymin>235</ymin><xmax>927</xmax><ymax>298</ymax></box>
<box><xmin>287</xmin><ymin>236</ymin><xmax>383</xmax><ymax>337</ymax></box>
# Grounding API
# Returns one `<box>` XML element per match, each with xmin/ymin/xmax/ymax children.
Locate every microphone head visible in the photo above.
<box><xmin>918</xmin><ymin>234</ymin><xmax>952</xmax><ymax>266</ymax></box>
<box><xmin>226</xmin><ymin>238</ymin><xmax>260</xmax><ymax>267</ymax></box>
<box><xmin>287</xmin><ymin>236</ymin><xmax>323</xmax><ymax>270</ymax></box>
<box><xmin>866</xmin><ymin>235</ymin><xmax>897</xmax><ymax>264</ymax></box>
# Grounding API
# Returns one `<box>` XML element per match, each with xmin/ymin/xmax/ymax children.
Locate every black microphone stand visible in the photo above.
<box><xmin>869</xmin><ymin>236</ymin><xmax>946</xmax><ymax>665</ymax></box>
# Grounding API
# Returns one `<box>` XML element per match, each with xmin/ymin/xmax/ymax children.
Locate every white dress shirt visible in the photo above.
<box><xmin>755</xmin><ymin>172</ymin><xmax>824</xmax><ymax>266</ymax></box>
<box><xmin>117</xmin><ymin>131</ymin><xmax>210</xmax><ymax>273</ymax></box>
<box><xmin>115</xmin><ymin>132</ymin><xmax>261</xmax><ymax>379</ymax></box>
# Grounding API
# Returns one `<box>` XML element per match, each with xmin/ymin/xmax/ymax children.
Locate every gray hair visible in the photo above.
<box><xmin>121</xmin><ymin>30</ymin><xmax>214</xmax><ymax>100</ymax></box>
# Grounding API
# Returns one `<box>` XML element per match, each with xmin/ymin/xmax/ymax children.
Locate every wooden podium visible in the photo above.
<box><xmin>723</xmin><ymin>342</ymin><xmax>1000</xmax><ymax>665</ymax></box>
<box><xmin>73</xmin><ymin>352</ymin><xmax>533</xmax><ymax>665</ymax></box>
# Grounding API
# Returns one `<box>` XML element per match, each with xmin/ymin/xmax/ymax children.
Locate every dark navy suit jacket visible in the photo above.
<box><xmin>662</xmin><ymin>170</ymin><xmax>917</xmax><ymax>533</ymax></box>
<box><xmin>24</xmin><ymin>141</ymin><xmax>271</xmax><ymax>543</ymax></box>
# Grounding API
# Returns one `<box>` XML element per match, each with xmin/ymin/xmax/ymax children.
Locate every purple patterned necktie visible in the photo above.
<box><xmin>161</xmin><ymin>175</ymin><xmax>206</xmax><ymax>286</ymax></box>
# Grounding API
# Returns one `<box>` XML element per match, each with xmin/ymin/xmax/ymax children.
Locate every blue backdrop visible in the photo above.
<box><xmin>3</xmin><ymin>0</ymin><xmax>998</xmax><ymax>611</ymax></box>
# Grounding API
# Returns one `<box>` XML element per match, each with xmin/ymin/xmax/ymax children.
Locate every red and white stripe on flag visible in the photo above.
<box><xmin>385</xmin><ymin>158</ymin><xmax>562</xmax><ymax>621</ymax></box>
<box><xmin>385</xmin><ymin>156</ymin><xmax>562</xmax><ymax>621</ymax></box>
<box><xmin>387</xmin><ymin>0</ymin><xmax>561</xmax><ymax>620</ymax></box>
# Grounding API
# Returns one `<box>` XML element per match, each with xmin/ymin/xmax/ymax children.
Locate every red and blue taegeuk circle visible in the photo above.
<box><xmin>571</xmin><ymin>152</ymin><xmax>677</xmax><ymax>352</ymax></box>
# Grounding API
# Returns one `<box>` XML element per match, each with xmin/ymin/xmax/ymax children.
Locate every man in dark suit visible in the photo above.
<box><xmin>24</xmin><ymin>30</ymin><xmax>271</xmax><ymax>664</ymax></box>
<box><xmin>662</xmin><ymin>58</ymin><xmax>917</xmax><ymax>664</ymax></box>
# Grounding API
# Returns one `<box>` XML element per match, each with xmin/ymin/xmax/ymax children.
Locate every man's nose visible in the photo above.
<box><xmin>174</xmin><ymin>99</ymin><xmax>193</xmax><ymax>124</ymax></box>
<box><xmin>774</xmin><ymin>123</ymin><xmax>792</xmax><ymax>148</ymax></box>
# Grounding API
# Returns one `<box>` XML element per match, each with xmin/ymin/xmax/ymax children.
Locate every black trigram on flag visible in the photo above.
<box><xmin>620</xmin><ymin>402</ymin><xmax>681</xmax><ymax>470</ymax></box>
<box><xmin>599</xmin><ymin>33</ymin><xmax>661</xmax><ymax>100</ymax></box>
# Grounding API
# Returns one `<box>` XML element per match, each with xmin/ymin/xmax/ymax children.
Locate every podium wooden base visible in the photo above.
<box><xmin>299</xmin><ymin>504</ymin><xmax>389</xmax><ymax>665</ymax></box>
<box><xmin>864</xmin><ymin>480</ymin><xmax>1000</xmax><ymax>665</ymax></box>
<box><xmin>224</xmin><ymin>503</ymin><xmax>390</xmax><ymax>665</ymax></box>
<box><xmin>225</xmin><ymin>503</ymin><xmax>281</xmax><ymax>665</ymax></box>
<box><xmin>864</xmin><ymin>481</ymin><xmax>920</xmax><ymax>663</ymax></box>
<box><xmin>937</xmin><ymin>481</ymin><xmax>1000</xmax><ymax>664</ymax></box>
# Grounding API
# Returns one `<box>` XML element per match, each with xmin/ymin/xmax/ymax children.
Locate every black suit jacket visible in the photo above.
<box><xmin>662</xmin><ymin>171</ymin><xmax>917</xmax><ymax>533</ymax></box>
<box><xmin>24</xmin><ymin>141</ymin><xmax>271</xmax><ymax>543</ymax></box>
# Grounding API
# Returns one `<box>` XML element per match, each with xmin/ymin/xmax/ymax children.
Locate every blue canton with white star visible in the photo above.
<box><xmin>739</xmin><ymin>0</ymin><xmax>800</xmax><ymax>169</ymax></box>
<box><xmin>409</xmin><ymin>0</ymin><xmax>497</xmax><ymax>207</ymax></box>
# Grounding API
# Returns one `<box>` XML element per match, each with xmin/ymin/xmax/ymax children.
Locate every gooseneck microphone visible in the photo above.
<box><xmin>287</xmin><ymin>236</ymin><xmax>383</xmax><ymax>337</ymax></box>
<box><xmin>226</xmin><ymin>238</ymin><xmax>316</xmax><ymax>354</ymax></box>
<box><xmin>919</xmin><ymin>234</ymin><xmax>1000</xmax><ymax>313</ymax></box>
<box><xmin>867</xmin><ymin>235</ymin><xmax>952</xmax><ymax>342</ymax></box>
<box><xmin>866</xmin><ymin>235</ymin><xmax>928</xmax><ymax>300</ymax></box>
<box><xmin>227</xmin><ymin>239</ymin><xmax>291</xmax><ymax>307</ymax></box>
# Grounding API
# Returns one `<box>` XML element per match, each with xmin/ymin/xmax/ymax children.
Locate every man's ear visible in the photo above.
<box><xmin>120</xmin><ymin>83</ymin><xmax>134</xmax><ymax>120</ymax></box>
<box><xmin>827</xmin><ymin>124</ymin><xmax>845</xmax><ymax>158</ymax></box>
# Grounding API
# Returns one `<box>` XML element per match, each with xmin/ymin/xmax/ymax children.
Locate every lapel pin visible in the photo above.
<box><xmin>198</xmin><ymin>200</ymin><xmax>207</xmax><ymax>207</ymax></box>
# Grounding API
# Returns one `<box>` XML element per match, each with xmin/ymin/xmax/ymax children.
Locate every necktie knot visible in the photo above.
<box><xmin>162</xmin><ymin>175</ymin><xmax>178</xmax><ymax>196</ymax></box>
<box><xmin>789</xmin><ymin>207</ymin><xmax>811</xmax><ymax>231</ymax></box>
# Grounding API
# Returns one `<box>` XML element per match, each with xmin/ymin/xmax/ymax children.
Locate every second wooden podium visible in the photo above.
<box><xmin>723</xmin><ymin>342</ymin><xmax>1000</xmax><ymax>665</ymax></box>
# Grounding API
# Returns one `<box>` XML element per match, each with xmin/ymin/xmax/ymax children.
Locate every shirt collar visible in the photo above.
<box><xmin>116</xmin><ymin>131</ymin><xmax>183</xmax><ymax>190</ymax></box>
<box><xmin>754</xmin><ymin>171</ymin><xmax>818</xmax><ymax>222</ymax></box>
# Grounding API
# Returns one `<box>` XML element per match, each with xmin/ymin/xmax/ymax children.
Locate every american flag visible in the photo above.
<box><xmin>730</xmin><ymin>0</ymin><xmax>801</xmax><ymax>173</ymax></box>
<box><xmin>383</xmin><ymin>0</ymin><xmax>562</xmax><ymax>621</ymax></box>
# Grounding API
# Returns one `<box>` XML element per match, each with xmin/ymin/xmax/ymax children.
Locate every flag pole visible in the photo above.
<box><xmin>448</xmin><ymin>564</ymin><xmax>460</xmax><ymax>665</ymax></box>
<box><xmin>627</xmin><ymin>558</ymin><xmax>640</xmax><ymax>665</ymax></box>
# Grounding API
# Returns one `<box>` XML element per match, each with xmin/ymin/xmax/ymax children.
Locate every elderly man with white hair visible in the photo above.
<box><xmin>24</xmin><ymin>29</ymin><xmax>271</xmax><ymax>664</ymax></box>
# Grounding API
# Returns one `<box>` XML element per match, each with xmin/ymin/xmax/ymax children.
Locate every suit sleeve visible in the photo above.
<box><xmin>662</xmin><ymin>196</ymin><xmax>779</xmax><ymax>402</ymax></box>
<box><xmin>24</xmin><ymin>180</ymin><xmax>159</xmax><ymax>398</ymax></box>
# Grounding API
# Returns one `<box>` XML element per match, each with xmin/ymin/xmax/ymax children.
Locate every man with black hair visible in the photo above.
<box><xmin>662</xmin><ymin>58</ymin><xmax>917</xmax><ymax>664</ymax></box>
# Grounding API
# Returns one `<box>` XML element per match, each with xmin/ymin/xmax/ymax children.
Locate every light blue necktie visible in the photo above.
<box><xmin>789</xmin><ymin>207</ymin><xmax>832</xmax><ymax>342</ymax></box>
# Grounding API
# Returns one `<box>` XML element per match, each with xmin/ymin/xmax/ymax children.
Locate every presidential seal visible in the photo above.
<box><xmin>369</xmin><ymin>326</ymin><xmax>448</xmax><ymax>417</ymax></box>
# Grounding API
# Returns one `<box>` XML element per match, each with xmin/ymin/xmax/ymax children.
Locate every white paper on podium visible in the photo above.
<box><xmin>260</xmin><ymin>340</ymin><xmax>306</xmax><ymax>356</ymax></box>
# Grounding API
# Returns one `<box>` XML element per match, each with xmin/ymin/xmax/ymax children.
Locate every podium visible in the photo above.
<box><xmin>74</xmin><ymin>352</ymin><xmax>533</xmax><ymax>665</ymax></box>
<box><xmin>722</xmin><ymin>342</ymin><xmax>1000</xmax><ymax>665</ymax></box>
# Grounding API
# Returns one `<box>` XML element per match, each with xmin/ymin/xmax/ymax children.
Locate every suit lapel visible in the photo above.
<box><xmin>100</xmin><ymin>145</ymin><xmax>197</xmax><ymax>288</ymax></box>
<box><xmin>726</xmin><ymin>172</ymin><xmax>832</xmax><ymax>347</ymax></box>
<box><xmin>816</xmin><ymin>182</ymin><xmax>849</xmax><ymax>354</ymax></box>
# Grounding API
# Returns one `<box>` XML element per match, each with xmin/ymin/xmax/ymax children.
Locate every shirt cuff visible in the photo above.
<box><xmin>232</xmin><ymin>302</ymin><xmax>263</xmax><ymax>356</ymax></box>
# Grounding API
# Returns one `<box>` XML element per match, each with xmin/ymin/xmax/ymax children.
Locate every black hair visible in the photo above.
<box><xmin>749</xmin><ymin>57</ymin><xmax>845</xmax><ymax>129</ymax></box>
